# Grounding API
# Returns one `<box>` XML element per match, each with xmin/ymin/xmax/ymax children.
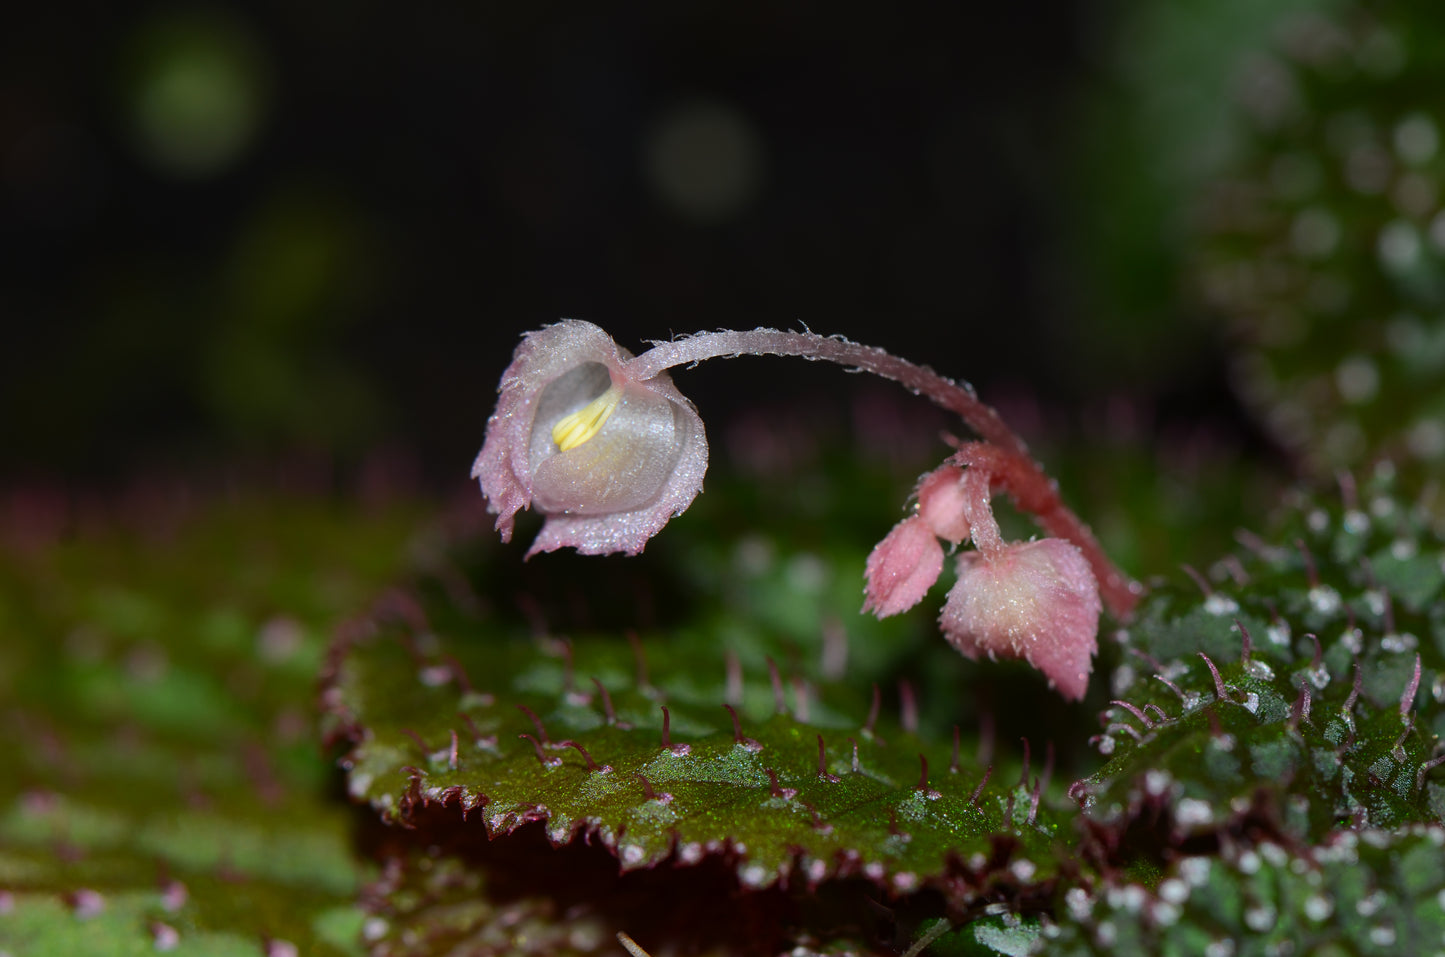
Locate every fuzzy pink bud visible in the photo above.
<box><xmin>862</xmin><ymin>514</ymin><xmax>945</xmax><ymax>618</ymax></box>
<box><xmin>939</xmin><ymin>538</ymin><xmax>1101</xmax><ymax>701</ymax></box>
<box><xmin>915</xmin><ymin>465</ymin><xmax>971</xmax><ymax>544</ymax></box>
<box><xmin>472</xmin><ymin>320</ymin><xmax>708</xmax><ymax>556</ymax></box>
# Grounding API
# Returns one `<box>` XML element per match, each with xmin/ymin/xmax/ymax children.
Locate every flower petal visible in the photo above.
<box><xmin>939</xmin><ymin>538</ymin><xmax>1101</xmax><ymax>701</ymax></box>
<box><xmin>862</xmin><ymin>514</ymin><xmax>945</xmax><ymax>618</ymax></box>
<box><xmin>528</xmin><ymin>371</ymin><xmax>706</xmax><ymax>556</ymax></box>
<box><xmin>472</xmin><ymin>320</ymin><xmax>708</xmax><ymax>556</ymax></box>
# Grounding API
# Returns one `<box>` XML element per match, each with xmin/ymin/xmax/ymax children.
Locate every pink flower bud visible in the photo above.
<box><xmin>862</xmin><ymin>514</ymin><xmax>945</xmax><ymax>618</ymax></box>
<box><xmin>915</xmin><ymin>465</ymin><xmax>971</xmax><ymax>544</ymax></box>
<box><xmin>472</xmin><ymin>321</ymin><xmax>708</xmax><ymax>556</ymax></box>
<box><xmin>938</xmin><ymin>538</ymin><xmax>1101</xmax><ymax>701</ymax></box>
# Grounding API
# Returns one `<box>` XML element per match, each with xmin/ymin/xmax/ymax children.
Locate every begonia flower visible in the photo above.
<box><xmin>471</xmin><ymin>320</ymin><xmax>708</xmax><ymax>556</ymax></box>
<box><xmin>939</xmin><ymin>538</ymin><xmax>1102</xmax><ymax>701</ymax></box>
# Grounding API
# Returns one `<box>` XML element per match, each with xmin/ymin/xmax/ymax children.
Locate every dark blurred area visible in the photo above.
<box><xmin>1</xmin><ymin>2</ymin><xmax>1267</xmax><ymax>490</ymax></box>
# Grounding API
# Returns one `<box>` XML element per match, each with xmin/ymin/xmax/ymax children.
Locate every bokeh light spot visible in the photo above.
<box><xmin>643</xmin><ymin>100</ymin><xmax>765</xmax><ymax>223</ymax></box>
<box><xmin>122</xmin><ymin>10</ymin><xmax>270</xmax><ymax>178</ymax></box>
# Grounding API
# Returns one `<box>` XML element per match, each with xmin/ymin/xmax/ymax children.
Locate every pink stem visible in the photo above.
<box><xmin>958</xmin><ymin>463</ymin><xmax>1003</xmax><ymax>559</ymax></box>
<box><xmin>952</xmin><ymin>442</ymin><xmax>1139</xmax><ymax>617</ymax></box>
<box><xmin>629</xmin><ymin>329</ymin><xmax>1141</xmax><ymax>618</ymax></box>
<box><xmin>626</xmin><ymin>329</ymin><xmax>1027</xmax><ymax>455</ymax></box>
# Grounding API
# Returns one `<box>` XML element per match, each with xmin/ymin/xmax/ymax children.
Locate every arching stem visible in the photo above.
<box><xmin>628</xmin><ymin>328</ymin><xmax>1141</xmax><ymax>617</ymax></box>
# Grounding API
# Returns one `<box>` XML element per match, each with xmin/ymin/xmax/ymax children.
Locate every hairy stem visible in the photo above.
<box><xmin>626</xmin><ymin>328</ymin><xmax>1027</xmax><ymax>454</ymax></box>
<box><xmin>629</xmin><ymin>328</ymin><xmax>1142</xmax><ymax>618</ymax></box>
<box><xmin>952</xmin><ymin>441</ymin><xmax>1140</xmax><ymax>617</ymax></box>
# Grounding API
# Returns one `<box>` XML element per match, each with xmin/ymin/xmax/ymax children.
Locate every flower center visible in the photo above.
<box><xmin>551</xmin><ymin>385</ymin><xmax>622</xmax><ymax>451</ymax></box>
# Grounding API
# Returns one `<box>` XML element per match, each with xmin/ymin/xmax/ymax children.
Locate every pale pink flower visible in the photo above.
<box><xmin>939</xmin><ymin>538</ymin><xmax>1101</xmax><ymax>701</ymax></box>
<box><xmin>471</xmin><ymin>320</ymin><xmax>708</xmax><ymax>556</ymax></box>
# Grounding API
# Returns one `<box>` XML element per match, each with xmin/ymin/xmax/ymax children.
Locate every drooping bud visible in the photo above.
<box><xmin>939</xmin><ymin>538</ymin><xmax>1101</xmax><ymax>701</ymax></box>
<box><xmin>472</xmin><ymin>320</ymin><xmax>708</xmax><ymax>556</ymax></box>
<box><xmin>915</xmin><ymin>465</ymin><xmax>971</xmax><ymax>543</ymax></box>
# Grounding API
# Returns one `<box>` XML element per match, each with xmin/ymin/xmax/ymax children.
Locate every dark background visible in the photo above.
<box><xmin>1</xmin><ymin>3</ymin><xmax>1265</xmax><ymax>490</ymax></box>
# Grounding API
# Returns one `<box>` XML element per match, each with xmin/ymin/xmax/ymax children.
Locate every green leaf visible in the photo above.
<box><xmin>0</xmin><ymin>494</ymin><xmax>424</xmax><ymax>955</ymax></box>
<box><xmin>1194</xmin><ymin>0</ymin><xmax>1445</xmax><ymax>474</ymax></box>
<box><xmin>1079</xmin><ymin>466</ymin><xmax>1445</xmax><ymax>864</ymax></box>
<box><xmin>1044</xmin><ymin>825</ymin><xmax>1445</xmax><ymax>955</ymax></box>
<box><xmin>324</xmin><ymin>575</ymin><xmax>1065</xmax><ymax>896</ymax></box>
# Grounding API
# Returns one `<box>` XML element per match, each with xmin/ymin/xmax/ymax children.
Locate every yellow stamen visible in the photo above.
<box><xmin>551</xmin><ymin>386</ymin><xmax>622</xmax><ymax>451</ymax></box>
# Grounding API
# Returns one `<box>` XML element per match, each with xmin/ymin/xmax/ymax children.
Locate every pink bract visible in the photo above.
<box><xmin>471</xmin><ymin>320</ymin><xmax>708</xmax><ymax>556</ymax></box>
<box><xmin>862</xmin><ymin>514</ymin><xmax>945</xmax><ymax>618</ymax></box>
<box><xmin>939</xmin><ymin>538</ymin><xmax>1101</xmax><ymax>701</ymax></box>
